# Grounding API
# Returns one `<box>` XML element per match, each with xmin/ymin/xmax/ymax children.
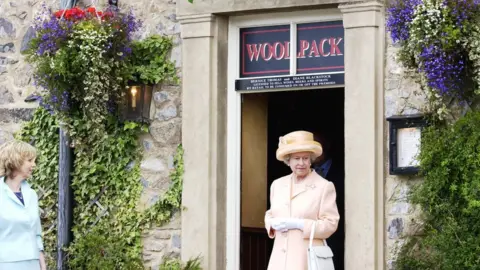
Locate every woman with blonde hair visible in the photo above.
<box><xmin>0</xmin><ymin>140</ymin><xmax>46</xmax><ymax>270</ymax></box>
<box><xmin>265</xmin><ymin>130</ymin><xmax>340</xmax><ymax>270</ymax></box>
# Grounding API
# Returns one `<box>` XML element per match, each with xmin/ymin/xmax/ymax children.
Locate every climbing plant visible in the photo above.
<box><xmin>130</xmin><ymin>35</ymin><xmax>179</xmax><ymax>85</ymax></box>
<box><xmin>66</xmin><ymin>117</ymin><xmax>147</xmax><ymax>269</ymax></box>
<box><xmin>18</xmin><ymin>107</ymin><xmax>189</xmax><ymax>268</ymax></box>
<box><xmin>159</xmin><ymin>255</ymin><xmax>202</xmax><ymax>270</ymax></box>
<box><xmin>16</xmin><ymin>107</ymin><xmax>60</xmax><ymax>267</ymax></box>
<box><xmin>394</xmin><ymin>112</ymin><xmax>480</xmax><ymax>269</ymax></box>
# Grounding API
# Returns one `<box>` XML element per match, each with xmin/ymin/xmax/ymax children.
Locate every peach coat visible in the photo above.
<box><xmin>265</xmin><ymin>171</ymin><xmax>340</xmax><ymax>270</ymax></box>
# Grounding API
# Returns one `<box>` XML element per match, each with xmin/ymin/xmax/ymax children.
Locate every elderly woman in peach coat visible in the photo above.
<box><xmin>265</xmin><ymin>130</ymin><xmax>340</xmax><ymax>270</ymax></box>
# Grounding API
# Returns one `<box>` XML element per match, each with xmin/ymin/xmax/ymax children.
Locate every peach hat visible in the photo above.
<box><xmin>276</xmin><ymin>130</ymin><xmax>323</xmax><ymax>161</ymax></box>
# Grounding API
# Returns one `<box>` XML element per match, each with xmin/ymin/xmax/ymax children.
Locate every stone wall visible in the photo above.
<box><xmin>0</xmin><ymin>0</ymin><xmax>182</xmax><ymax>268</ymax></box>
<box><xmin>384</xmin><ymin>33</ymin><xmax>426</xmax><ymax>269</ymax></box>
<box><xmin>0</xmin><ymin>0</ymin><xmax>37</xmax><ymax>144</ymax></box>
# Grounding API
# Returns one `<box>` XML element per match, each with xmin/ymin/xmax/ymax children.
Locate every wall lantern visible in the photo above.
<box><xmin>122</xmin><ymin>84</ymin><xmax>153</xmax><ymax>124</ymax></box>
<box><xmin>386</xmin><ymin>114</ymin><xmax>429</xmax><ymax>176</ymax></box>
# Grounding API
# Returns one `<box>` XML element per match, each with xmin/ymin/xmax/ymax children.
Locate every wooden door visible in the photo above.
<box><xmin>240</xmin><ymin>93</ymin><xmax>271</xmax><ymax>270</ymax></box>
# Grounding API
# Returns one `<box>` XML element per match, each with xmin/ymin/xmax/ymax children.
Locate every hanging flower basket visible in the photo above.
<box><xmin>25</xmin><ymin>5</ymin><xmax>141</xmax><ymax>128</ymax></box>
<box><xmin>387</xmin><ymin>0</ymin><xmax>480</xmax><ymax>117</ymax></box>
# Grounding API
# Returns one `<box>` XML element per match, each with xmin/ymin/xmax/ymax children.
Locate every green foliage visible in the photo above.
<box><xmin>66</xmin><ymin>117</ymin><xmax>146</xmax><ymax>269</ymax></box>
<box><xmin>24</xmin><ymin>9</ymin><xmax>178</xmax><ymax>141</ymax></box>
<box><xmin>24</xmin><ymin>8</ymin><xmax>136</xmax><ymax>131</ymax></box>
<box><xmin>66</xmin><ymin>226</ymin><xmax>144</xmax><ymax>270</ymax></box>
<box><xmin>19</xmin><ymin>6</ymin><xmax>188</xmax><ymax>270</ymax></box>
<box><xmin>395</xmin><ymin>111</ymin><xmax>480</xmax><ymax>270</ymax></box>
<box><xmin>142</xmin><ymin>145</ymin><xmax>184</xmax><ymax>227</ymax></box>
<box><xmin>159</xmin><ymin>256</ymin><xmax>202</xmax><ymax>270</ymax></box>
<box><xmin>16</xmin><ymin>108</ymin><xmax>60</xmax><ymax>268</ymax></box>
<box><xmin>67</xmin><ymin>140</ymin><xmax>189</xmax><ymax>269</ymax></box>
<box><xmin>16</xmin><ymin>108</ymin><xmax>190</xmax><ymax>269</ymax></box>
<box><xmin>387</xmin><ymin>1</ymin><xmax>480</xmax><ymax>119</ymax></box>
<box><xmin>130</xmin><ymin>35</ymin><xmax>179</xmax><ymax>85</ymax></box>
<box><xmin>66</xmin><ymin>120</ymin><xmax>187</xmax><ymax>269</ymax></box>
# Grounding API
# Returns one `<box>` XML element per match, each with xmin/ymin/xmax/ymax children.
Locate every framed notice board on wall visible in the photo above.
<box><xmin>386</xmin><ymin>114</ymin><xmax>429</xmax><ymax>175</ymax></box>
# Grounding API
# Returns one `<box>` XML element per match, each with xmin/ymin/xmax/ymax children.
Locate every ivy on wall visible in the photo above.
<box><xmin>17</xmin><ymin>108</ymin><xmax>192</xmax><ymax>269</ymax></box>
<box><xmin>395</xmin><ymin>112</ymin><xmax>480</xmax><ymax>269</ymax></box>
<box><xmin>17</xmin><ymin>108</ymin><xmax>60</xmax><ymax>266</ymax></box>
<box><xmin>67</xmin><ymin>117</ymin><xmax>148</xmax><ymax>269</ymax></box>
<box><xmin>130</xmin><ymin>35</ymin><xmax>179</xmax><ymax>85</ymax></box>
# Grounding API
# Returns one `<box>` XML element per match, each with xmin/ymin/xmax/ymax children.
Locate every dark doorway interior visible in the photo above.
<box><xmin>240</xmin><ymin>88</ymin><xmax>345</xmax><ymax>270</ymax></box>
<box><xmin>267</xmin><ymin>88</ymin><xmax>345</xmax><ymax>269</ymax></box>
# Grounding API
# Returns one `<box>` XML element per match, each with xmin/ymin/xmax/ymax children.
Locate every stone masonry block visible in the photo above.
<box><xmin>0</xmin><ymin>108</ymin><xmax>34</xmax><ymax>123</ymax></box>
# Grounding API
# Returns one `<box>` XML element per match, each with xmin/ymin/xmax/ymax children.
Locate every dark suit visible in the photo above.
<box><xmin>314</xmin><ymin>158</ymin><xmax>345</xmax><ymax>270</ymax></box>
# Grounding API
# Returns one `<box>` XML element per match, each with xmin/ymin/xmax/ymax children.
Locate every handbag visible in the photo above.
<box><xmin>307</xmin><ymin>222</ymin><xmax>335</xmax><ymax>270</ymax></box>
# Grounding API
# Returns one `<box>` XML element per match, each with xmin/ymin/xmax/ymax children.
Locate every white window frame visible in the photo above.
<box><xmin>226</xmin><ymin>9</ymin><xmax>343</xmax><ymax>270</ymax></box>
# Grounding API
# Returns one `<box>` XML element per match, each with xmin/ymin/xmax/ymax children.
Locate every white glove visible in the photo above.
<box><xmin>271</xmin><ymin>218</ymin><xmax>304</xmax><ymax>232</ymax></box>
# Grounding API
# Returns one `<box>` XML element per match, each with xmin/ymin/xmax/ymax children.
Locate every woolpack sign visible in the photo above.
<box><xmin>239</xmin><ymin>21</ymin><xmax>344</xmax><ymax>79</ymax></box>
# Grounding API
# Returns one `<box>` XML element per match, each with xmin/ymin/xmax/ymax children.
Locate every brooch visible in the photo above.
<box><xmin>306</xmin><ymin>184</ymin><xmax>316</xmax><ymax>190</ymax></box>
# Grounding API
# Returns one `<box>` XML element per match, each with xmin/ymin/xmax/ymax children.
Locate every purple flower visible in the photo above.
<box><xmin>419</xmin><ymin>44</ymin><xmax>468</xmax><ymax>99</ymax></box>
<box><xmin>106</xmin><ymin>98</ymin><xmax>117</xmax><ymax>114</ymax></box>
<box><xmin>35</xmin><ymin>95</ymin><xmax>55</xmax><ymax>114</ymax></box>
<box><xmin>27</xmin><ymin>6</ymin><xmax>145</xmax><ymax>118</ymax></box>
<box><xmin>60</xmin><ymin>91</ymin><xmax>70</xmax><ymax>111</ymax></box>
<box><xmin>387</xmin><ymin>0</ymin><xmax>422</xmax><ymax>43</ymax></box>
<box><xmin>35</xmin><ymin>15</ymin><xmax>73</xmax><ymax>55</ymax></box>
<box><xmin>446</xmin><ymin>0</ymin><xmax>480</xmax><ymax>27</ymax></box>
<box><xmin>122</xmin><ymin>46</ymin><xmax>132</xmax><ymax>56</ymax></box>
<box><xmin>121</xmin><ymin>10</ymin><xmax>142</xmax><ymax>41</ymax></box>
<box><xmin>51</xmin><ymin>94</ymin><xmax>58</xmax><ymax>104</ymax></box>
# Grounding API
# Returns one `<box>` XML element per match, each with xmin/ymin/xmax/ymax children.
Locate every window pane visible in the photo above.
<box><xmin>239</xmin><ymin>25</ymin><xmax>290</xmax><ymax>78</ymax></box>
<box><xmin>296</xmin><ymin>21</ymin><xmax>344</xmax><ymax>75</ymax></box>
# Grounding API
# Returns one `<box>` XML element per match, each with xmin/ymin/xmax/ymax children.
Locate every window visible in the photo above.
<box><xmin>238</xmin><ymin>21</ymin><xmax>344</xmax><ymax>79</ymax></box>
<box><xmin>240</xmin><ymin>25</ymin><xmax>291</xmax><ymax>78</ymax></box>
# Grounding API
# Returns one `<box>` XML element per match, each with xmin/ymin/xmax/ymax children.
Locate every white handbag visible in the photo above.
<box><xmin>307</xmin><ymin>223</ymin><xmax>335</xmax><ymax>270</ymax></box>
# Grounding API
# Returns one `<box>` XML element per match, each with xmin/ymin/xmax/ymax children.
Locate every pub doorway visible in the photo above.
<box><xmin>240</xmin><ymin>87</ymin><xmax>345</xmax><ymax>270</ymax></box>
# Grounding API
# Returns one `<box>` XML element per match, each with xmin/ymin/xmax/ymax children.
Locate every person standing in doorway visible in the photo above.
<box><xmin>312</xmin><ymin>132</ymin><xmax>334</xmax><ymax>179</ymax></box>
<box><xmin>265</xmin><ymin>130</ymin><xmax>340</xmax><ymax>270</ymax></box>
<box><xmin>0</xmin><ymin>140</ymin><xmax>46</xmax><ymax>270</ymax></box>
<box><xmin>312</xmin><ymin>131</ymin><xmax>344</xmax><ymax>190</ymax></box>
<box><xmin>312</xmin><ymin>131</ymin><xmax>345</xmax><ymax>270</ymax></box>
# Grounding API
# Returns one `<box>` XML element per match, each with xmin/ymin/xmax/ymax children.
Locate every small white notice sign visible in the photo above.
<box><xmin>397</xmin><ymin>127</ymin><xmax>421</xmax><ymax>167</ymax></box>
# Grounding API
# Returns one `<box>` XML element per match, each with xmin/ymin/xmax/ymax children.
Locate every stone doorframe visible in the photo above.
<box><xmin>177</xmin><ymin>1</ymin><xmax>385</xmax><ymax>269</ymax></box>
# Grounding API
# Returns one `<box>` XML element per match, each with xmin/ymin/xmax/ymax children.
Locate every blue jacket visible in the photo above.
<box><xmin>0</xmin><ymin>177</ymin><xmax>44</xmax><ymax>263</ymax></box>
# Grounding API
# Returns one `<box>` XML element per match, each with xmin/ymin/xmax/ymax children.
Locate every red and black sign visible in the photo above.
<box><xmin>296</xmin><ymin>21</ymin><xmax>344</xmax><ymax>74</ymax></box>
<box><xmin>240</xmin><ymin>25</ymin><xmax>291</xmax><ymax>78</ymax></box>
<box><xmin>239</xmin><ymin>21</ymin><xmax>344</xmax><ymax>78</ymax></box>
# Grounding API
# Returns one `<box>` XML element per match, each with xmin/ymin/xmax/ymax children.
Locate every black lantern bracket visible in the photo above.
<box><xmin>386</xmin><ymin>114</ymin><xmax>429</xmax><ymax>176</ymax></box>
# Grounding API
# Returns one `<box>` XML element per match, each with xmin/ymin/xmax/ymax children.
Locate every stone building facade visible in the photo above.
<box><xmin>0</xmin><ymin>0</ymin><xmax>427</xmax><ymax>269</ymax></box>
<box><xmin>0</xmin><ymin>0</ymin><xmax>182</xmax><ymax>269</ymax></box>
<box><xmin>384</xmin><ymin>33</ymin><xmax>426</xmax><ymax>269</ymax></box>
